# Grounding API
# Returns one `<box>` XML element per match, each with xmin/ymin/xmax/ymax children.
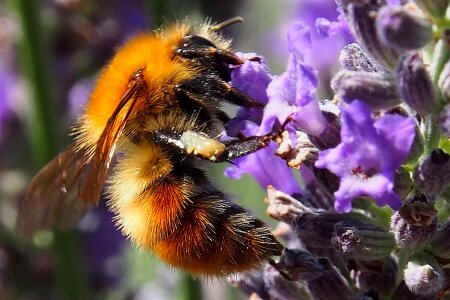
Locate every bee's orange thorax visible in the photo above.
<box><xmin>78</xmin><ymin>26</ymin><xmax>195</xmax><ymax>151</ymax></box>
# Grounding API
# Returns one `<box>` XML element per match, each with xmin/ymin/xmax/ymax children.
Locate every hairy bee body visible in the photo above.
<box><xmin>18</xmin><ymin>20</ymin><xmax>282</xmax><ymax>276</ymax></box>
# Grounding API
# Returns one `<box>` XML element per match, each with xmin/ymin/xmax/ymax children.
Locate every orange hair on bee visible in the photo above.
<box><xmin>76</xmin><ymin>26</ymin><xmax>195</xmax><ymax>154</ymax></box>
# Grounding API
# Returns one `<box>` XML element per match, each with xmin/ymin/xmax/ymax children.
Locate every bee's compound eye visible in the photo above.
<box><xmin>186</xmin><ymin>35</ymin><xmax>216</xmax><ymax>48</ymax></box>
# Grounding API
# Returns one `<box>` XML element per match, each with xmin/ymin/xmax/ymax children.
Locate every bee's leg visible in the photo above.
<box><xmin>217</xmin><ymin>136</ymin><xmax>271</xmax><ymax>162</ymax></box>
<box><xmin>176</xmin><ymin>41</ymin><xmax>243</xmax><ymax>65</ymax></box>
<box><xmin>177</xmin><ymin>75</ymin><xmax>264</xmax><ymax>108</ymax></box>
<box><xmin>152</xmin><ymin>130</ymin><xmax>270</xmax><ymax>162</ymax></box>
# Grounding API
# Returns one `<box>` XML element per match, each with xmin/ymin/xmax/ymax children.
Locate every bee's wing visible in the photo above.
<box><xmin>79</xmin><ymin>71</ymin><xmax>145</xmax><ymax>205</ymax></box>
<box><xmin>16</xmin><ymin>71</ymin><xmax>146</xmax><ymax>236</ymax></box>
<box><xmin>16</xmin><ymin>143</ymin><xmax>91</xmax><ymax>236</ymax></box>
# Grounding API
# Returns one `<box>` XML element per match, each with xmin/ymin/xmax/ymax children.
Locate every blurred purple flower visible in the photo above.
<box><xmin>79</xmin><ymin>203</ymin><xmax>125</xmax><ymax>290</ymax></box>
<box><xmin>316</xmin><ymin>14</ymin><xmax>353</xmax><ymax>43</ymax></box>
<box><xmin>315</xmin><ymin>100</ymin><xmax>416</xmax><ymax>212</ymax></box>
<box><xmin>0</xmin><ymin>61</ymin><xmax>13</xmax><ymax>141</ymax></box>
<box><xmin>295</xmin><ymin>0</ymin><xmax>352</xmax><ymax>70</ymax></box>
<box><xmin>68</xmin><ymin>78</ymin><xmax>94</xmax><ymax>118</ymax></box>
<box><xmin>115</xmin><ymin>0</ymin><xmax>149</xmax><ymax>39</ymax></box>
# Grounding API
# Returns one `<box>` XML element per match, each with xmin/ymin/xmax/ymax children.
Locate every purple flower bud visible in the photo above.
<box><xmin>438</xmin><ymin>60</ymin><xmax>450</xmax><ymax>103</ymax></box>
<box><xmin>266</xmin><ymin>186</ymin><xmax>317</xmax><ymax>223</ymax></box>
<box><xmin>413</xmin><ymin>148</ymin><xmax>450</xmax><ymax>195</ymax></box>
<box><xmin>397</xmin><ymin>53</ymin><xmax>438</xmax><ymax>115</ymax></box>
<box><xmin>439</xmin><ymin>104</ymin><xmax>450</xmax><ymax>137</ymax></box>
<box><xmin>333</xmin><ymin>226</ymin><xmax>395</xmax><ymax>261</ymax></box>
<box><xmin>393</xmin><ymin>166</ymin><xmax>413</xmax><ymax>199</ymax></box>
<box><xmin>301</xmin><ymin>166</ymin><xmax>335</xmax><ymax>210</ymax></box>
<box><xmin>228</xmin><ymin>272</ymin><xmax>267</xmax><ymax>299</ymax></box>
<box><xmin>307</xmin><ymin>258</ymin><xmax>353</xmax><ymax>300</ymax></box>
<box><xmin>376</xmin><ymin>5</ymin><xmax>432</xmax><ymax>50</ymax></box>
<box><xmin>308</xmin><ymin>111</ymin><xmax>342</xmax><ymax>150</ymax></box>
<box><xmin>338</xmin><ymin>43</ymin><xmax>385</xmax><ymax>72</ymax></box>
<box><xmin>390</xmin><ymin>195</ymin><xmax>438</xmax><ymax>249</ymax></box>
<box><xmin>404</xmin><ymin>254</ymin><xmax>444</xmax><ymax>297</ymax></box>
<box><xmin>404</xmin><ymin>126</ymin><xmax>424</xmax><ymax>165</ymax></box>
<box><xmin>311</xmin><ymin>165</ymin><xmax>340</xmax><ymax>196</ymax></box>
<box><xmin>263</xmin><ymin>264</ymin><xmax>312</xmax><ymax>299</ymax></box>
<box><xmin>392</xmin><ymin>281</ymin><xmax>438</xmax><ymax>300</ymax></box>
<box><xmin>355</xmin><ymin>257</ymin><xmax>398</xmax><ymax>297</ymax></box>
<box><xmin>331</xmin><ymin>70</ymin><xmax>401</xmax><ymax>109</ymax></box>
<box><xmin>272</xmin><ymin>248</ymin><xmax>324</xmax><ymax>281</ymax></box>
<box><xmin>336</xmin><ymin>0</ymin><xmax>402</xmax><ymax>69</ymax></box>
<box><xmin>429</xmin><ymin>220</ymin><xmax>450</xmax><ymax>259</ymax></box>
<box><xmin>293</xmin><ymin>212</ymin><xmax>379</xmax><ymax>249</ymax></box>
<box><xmin>414</xmin><ymin>0</ymin><xmax>449</xmax><ymax>19</ymax></box>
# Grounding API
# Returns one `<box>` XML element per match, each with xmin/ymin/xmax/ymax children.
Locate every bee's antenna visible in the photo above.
<box><xmin>212</xmin><ymin>16</ymin><xmax>244</xmax><ymax>31</ymax></box>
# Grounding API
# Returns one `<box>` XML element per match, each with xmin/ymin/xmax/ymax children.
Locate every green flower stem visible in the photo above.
<box><xmin>180</xmin><ymin>276</ymin><xmax>203</xmax><ymax>300</ymax></box>
<box><xmin>422</xmin><ymin>115</ymin><xmax>441</xmax><ymax>156</ymax></box>
<box><xmin>7</xmin><ymin>0</ymin><xmax>56</xmax><ymax>165</ymax></box>
<box><xmin>6</xmin><ymin>0</ymin><xmax>89</xmax><ymax>299</ymax></box>
<box><xmin>430</xmin><ymin>38</ymin><xmax>450</xmax><ymax>87</ymax></box>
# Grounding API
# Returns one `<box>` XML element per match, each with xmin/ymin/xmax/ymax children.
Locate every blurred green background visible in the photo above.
<box><xmin>0</xmin><ymin>0</ymin><xmax>304</xmax><ymax>299</ymax></box>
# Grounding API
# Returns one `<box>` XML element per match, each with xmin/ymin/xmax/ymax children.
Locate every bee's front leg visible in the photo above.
<box><xmin>152</xmin><ymin>130</ymin><xmax>271</xmax><ymax>162</ymax></box>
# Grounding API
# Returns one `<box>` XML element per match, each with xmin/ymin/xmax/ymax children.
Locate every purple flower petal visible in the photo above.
<box><xmin>230</xmin><ymin>52</ymin><xmax>272</xmax><ymax>103</ymax></box>
<box><xmin>261</xmin><ymin>23</ymin><xmax>327</xmax><ymax>137</ymax></box>
<box><xmin>224</xmin><ymin>143</ymin><xmax>302</xmax><ymax>195</ymax></box>
<box><xmin>315</xmin><ymin>100</ymin><xmax>416</xmax><ymax>212</ymax></box>
<box><xmin>228</xmin><ymin>53</ymin><xmax>272</xmax><ymax>137</ymax></box>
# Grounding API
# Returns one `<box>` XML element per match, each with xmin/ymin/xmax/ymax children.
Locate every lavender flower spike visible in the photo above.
<box><xmin>315</xmin><ymin>100</ymin><xmax>416</xmax><ymax>212</ymax></box>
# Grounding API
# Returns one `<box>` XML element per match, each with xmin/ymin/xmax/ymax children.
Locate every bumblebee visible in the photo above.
<box><xmin>16</xmin><ymin>17</ymin><xmax>283</xmax><ymax>276</ymax></box>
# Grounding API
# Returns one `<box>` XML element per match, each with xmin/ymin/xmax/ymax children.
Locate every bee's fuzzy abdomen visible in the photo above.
<box><xmin>108</xmin><ymin>143</ymin><xmax>282</xmax><ymax>276</ymax></box>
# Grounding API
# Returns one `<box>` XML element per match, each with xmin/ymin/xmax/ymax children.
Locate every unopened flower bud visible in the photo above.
<box><xmin>438</xmin><ymin>60</ymin><xmax>450</xmax><ymax>102</ymax></box>
<box><xmin>391</xmin><ymin>281</ymin><xmax>438</xmax><ymax>300</ymax></box>
<box><xmin>301</xmin><ymin>166</ymin><xmax>335</xmax><ymax>210</ymax></box>
<box><xmin>415</xmin><ymin>0</ymin><xmax>449</xmax><ymax>19</ymax></box>
<box><xmin>336</xmin><ymin>0</ymin><xmax>402</xmax><ymax>69</ymax></box>
<box><xmin>413</xmin><ymin>148</ymin><xmax>450</xmax><ymax>195</ymax></box>
<box><xmin>439</xmin><ymin>104</ymin><xmax>450</xmax><ymax>137</ymax></box>
<box><xmin>293</xmin><ymin>212</ymin><xmax>379</xmax><ymax>249</ymax></box>
<box><xmin>394</xmin><ymin>166</ymin><xmax>413</xmax><ymax>199</ymax></box>
<box><xmin>376</xmin><ymin>5</ymin><xmax>432</xmax><ymax>50</ymax></box>
<box><xmin>333</xmin><ymin>226</ymin><xmax>395</xmax><ymax>261</ymax></box>
<box><xmin>307</xmin><ymin>258</ymin><xmax>353</xmax><ymax>300</ymax></box>
<box><xmin>404</xmin><ymin>253</ymin><xmax>444</xmax><ymax>297</ymax></box>
<box><xmin>265</xmin><ymin>185</ymin><xmax>318</xmax><ymax>223</ymax></box>
<box><xmin>229</xmin><ymin>274</ymin><xmax>265</xmax><ymax>299</ymax></box>
<box><xmin>429</xmin><ymin>220</ymin><xmax>450</xmax><ymax>259</ymax></box>
<box><xmin>404</xmin><ymin>126</ymin><xmax>424</xmax><ymax>165</ymax></box>
<box><xmin>397</xmin><ymin>53</ymin><xmax>438</xmax><ymax>115</ymax></box>
<box><xmin>272</xmin><ymin>248</ymin><xmax>323</xmax><ymax>281</ymax></box>
<box><xmin>338</xmin><ymin>43</ymin><xmax>385</xmax><ymax>73</ymax></box>
<box><xmin>390</xmin><ymin>195</ymin><xmax>437</xmax><ymax>249</ymax></box>
<box><xmin>331</xmin><ymin>70</ymin><xmax>401</xmax><ymax>109</ymax></box>
<box><xmin>355</xmin><ymin>257</ymin><xmax>398</xmax><ymax>297</ymax></box>
<box><xmin>263</xmin><ymin>264</ymin><xmax>312</xmax><ymax>300</ymax></box>
<box><xmin>308</xmin><ymin>111</ymin><xmax>341</xmax><ymax>150</ymax></box>
<box><xmin>311</xmin><ymin>165</ymin><xmax>340</xmax><ymax>195</ymax></box>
